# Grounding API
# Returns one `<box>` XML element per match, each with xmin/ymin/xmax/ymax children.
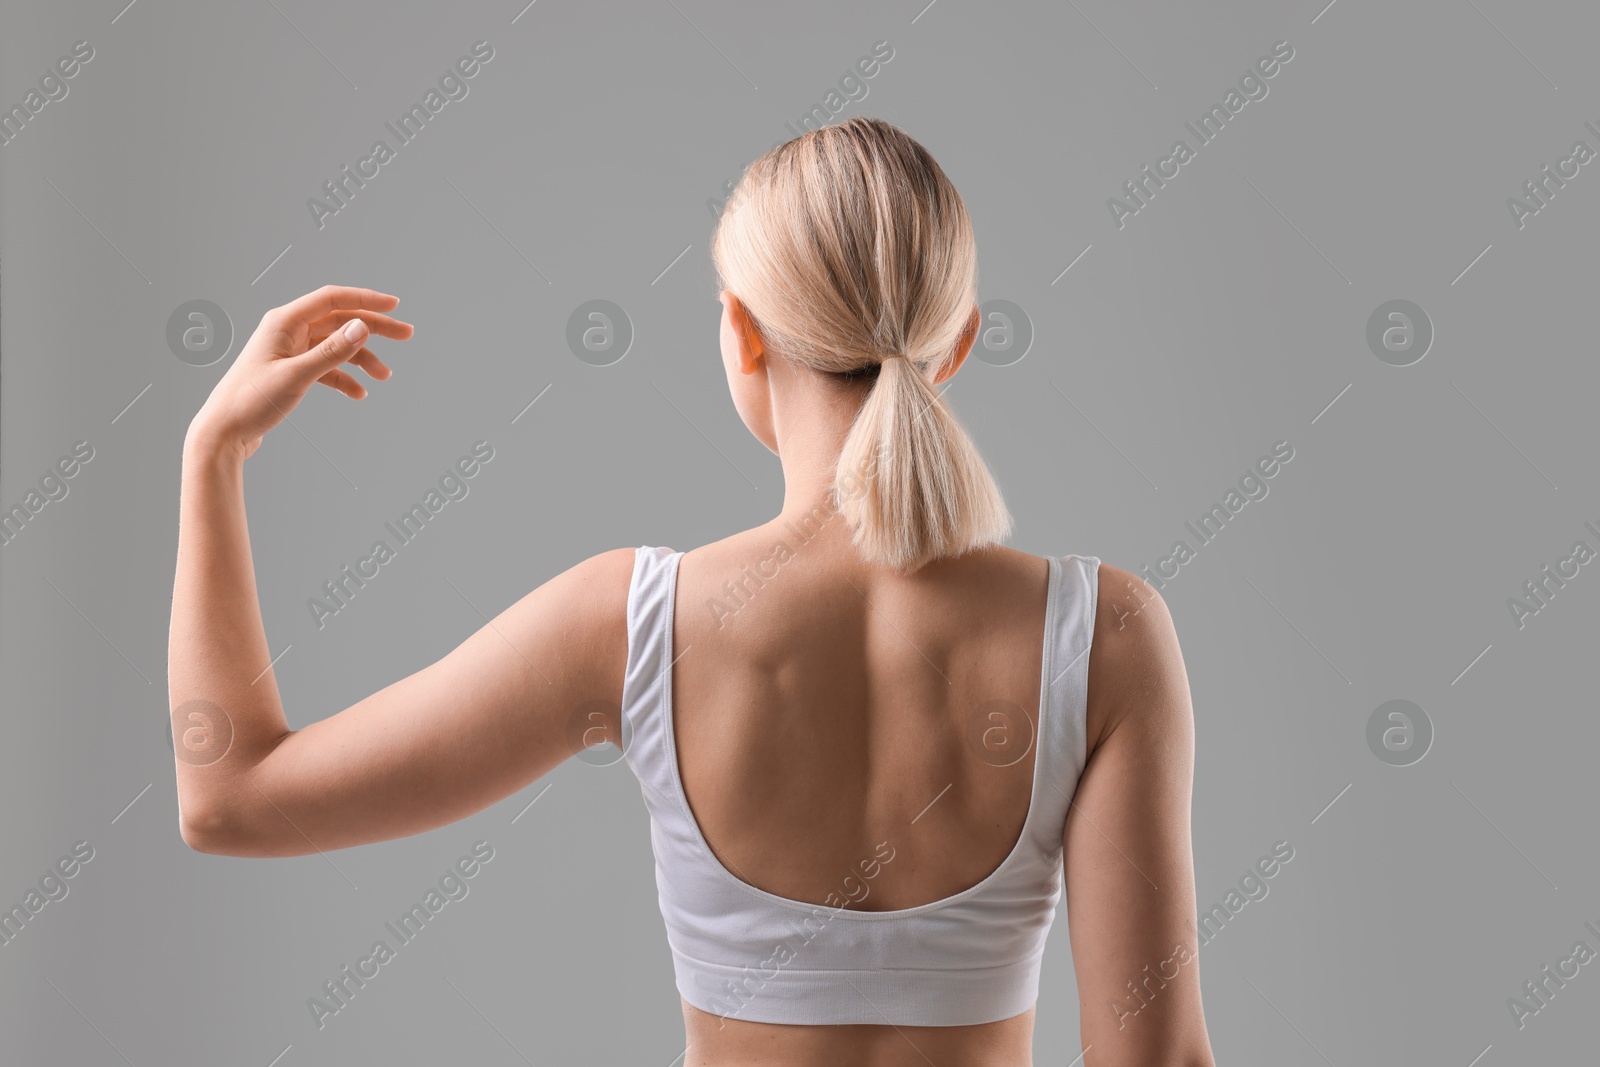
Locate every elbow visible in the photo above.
<box><xmin>1171</xmin><ymin>1042</ymin><xmax>1217</xmax><ymax>1067</ymax></box>
<box><xmin>179</xmin><ymin>804</ymin><xmax>241</xmax><ymax>855</ymax></box>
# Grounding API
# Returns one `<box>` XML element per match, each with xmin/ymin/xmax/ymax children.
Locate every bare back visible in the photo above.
<box><xmin>672</xmin><ymin>516</ymin><xmax>1056</xmax><ymax>1064</ymax></box>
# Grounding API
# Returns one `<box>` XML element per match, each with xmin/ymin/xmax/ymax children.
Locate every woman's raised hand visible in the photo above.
<box><xmin>186</xmin><ymin>285</ymin><xmax>414</xmax><ymax>461</ymax></box>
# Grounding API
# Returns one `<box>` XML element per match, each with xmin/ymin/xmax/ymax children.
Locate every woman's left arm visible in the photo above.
<box><xmin>169</xmin><ymin>285</ymin><xmax>634</xmax><ymax>857</ymax></box>
<box><xmin>1062</xmin><ymin>565</ymin><xmax>1216</xmax><ymax>1066</ymax></box>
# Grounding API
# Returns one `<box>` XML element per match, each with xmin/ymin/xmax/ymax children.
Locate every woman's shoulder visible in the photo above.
<box><xmin>1083</xmin><ymin>560</ymin><xmax>1191</xmax><ymax>752</ymax></box>
<box><xmin>1091</xmin><ymin>560</ymin><xmax>1171</xmax><ymax>634</ymax></box>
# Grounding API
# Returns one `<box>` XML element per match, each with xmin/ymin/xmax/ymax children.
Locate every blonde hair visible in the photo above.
<box><xmin>711</xmin><ymin>117</ymin><xmax>1012</xmax><ymax>572</ymax></box>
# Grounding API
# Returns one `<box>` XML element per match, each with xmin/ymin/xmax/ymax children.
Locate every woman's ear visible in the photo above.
<box><xmin>723</xmin><ymin>291</ymin><xmax>766</xmax><ymax>374</ymax></box>
<box><xmin>934</xmin><ymin>304</ymin><xmax>981</xmax><ymax>384</ymax></box>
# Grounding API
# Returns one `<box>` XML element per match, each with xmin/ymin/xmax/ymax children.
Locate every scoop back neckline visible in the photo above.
<box><xmin>655</xmin><ymin>547</ymin><xmax>1061</xmax><ymax>921</ymax></box>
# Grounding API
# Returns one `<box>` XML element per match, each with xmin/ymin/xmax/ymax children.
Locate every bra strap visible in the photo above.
<box><xmin>1026</xmin><ymin>554</ymin><xmax>1101</xmax><ymax>854</ymax></box>
<box><xmin>620</xmin><ymin>545</ymin><xmax>681</xmax><ymax>802</ymax></box>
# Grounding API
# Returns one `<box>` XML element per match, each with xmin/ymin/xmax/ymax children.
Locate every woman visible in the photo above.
<box><xmin>169</xmin><ymin>117</ymin><xmax>1216</xmax><ymax>1066</ymax></box>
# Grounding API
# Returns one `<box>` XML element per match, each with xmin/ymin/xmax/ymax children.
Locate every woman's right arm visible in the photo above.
<box><xmin>1063</xmin><ymin>564</ymin><xmax>1217</xmax><ymax>1066</ymax></box>
<box><xmin>169</xmin><ymin>286</ymin><xmax>636</xmax><ymax>856</ymax></box>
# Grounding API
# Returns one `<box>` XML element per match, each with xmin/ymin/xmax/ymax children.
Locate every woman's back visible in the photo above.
<box><xmin>673</xmin><ymin>520</ymin><xmax>1055</xmax><ymax>915</ymax></box>
<box><xmin>623</xmin><ymin>518</ymin><xmax>1102</xmax><ymax>1064</ymax></box>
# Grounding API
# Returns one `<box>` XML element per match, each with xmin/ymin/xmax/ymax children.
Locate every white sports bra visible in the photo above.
<box><xmin>619</xmin><ymin>545</ymin><xmax>1101</xmax><ymax>1026</ymax></box>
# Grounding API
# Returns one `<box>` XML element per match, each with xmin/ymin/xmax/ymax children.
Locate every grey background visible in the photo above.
<box><xmin>2</xmin><ymin>0</ymin><xmax>1596</xmax><ymax>1063</ymax></box>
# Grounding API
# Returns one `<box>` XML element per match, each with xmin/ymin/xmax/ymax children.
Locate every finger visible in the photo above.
<box><xmin>296</xmin><ymin>318</ymin><xmax>373</xmax><ymax>379</ymax></box>
<box><xmin>276</xmin><ymin>285</ymin><xmax>399</xmax><ymax>326</ymax></box>
<box><xmin>348</xmin><ymin>347</ymin><xmax>392</xmax><ymax>381</ymax></box>
<box><xmin>307</xmin><ymin>308</ymin><xmax>414</xmax><ymax>341</ymax></box>
<box><xmin>317</xmin><ymin>367</ymin><xmax>368</xmax><ymax>399</ymax></box>
<box><xmin>301</xmin><ymin>327</ymin><xmax>392</xmax><ymax>381</ymax></box>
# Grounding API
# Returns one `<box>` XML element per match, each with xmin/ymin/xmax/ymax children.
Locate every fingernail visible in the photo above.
<box><xmin>343</xmin><ymin>319</ymin><xmax>368</xmax><ymax>342</ymax></box>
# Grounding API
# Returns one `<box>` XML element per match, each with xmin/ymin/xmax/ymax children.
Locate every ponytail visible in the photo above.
<box><xmin>834</xmin><ymin>354</ymin><xmax>1012</xmax><ymax>571</ymax></box>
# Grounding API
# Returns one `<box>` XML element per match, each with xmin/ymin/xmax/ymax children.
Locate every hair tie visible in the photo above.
<box><xmin>835</xmin><ymin>353</ymin><xmax>908</xmax><ymax>381</ymax></box>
